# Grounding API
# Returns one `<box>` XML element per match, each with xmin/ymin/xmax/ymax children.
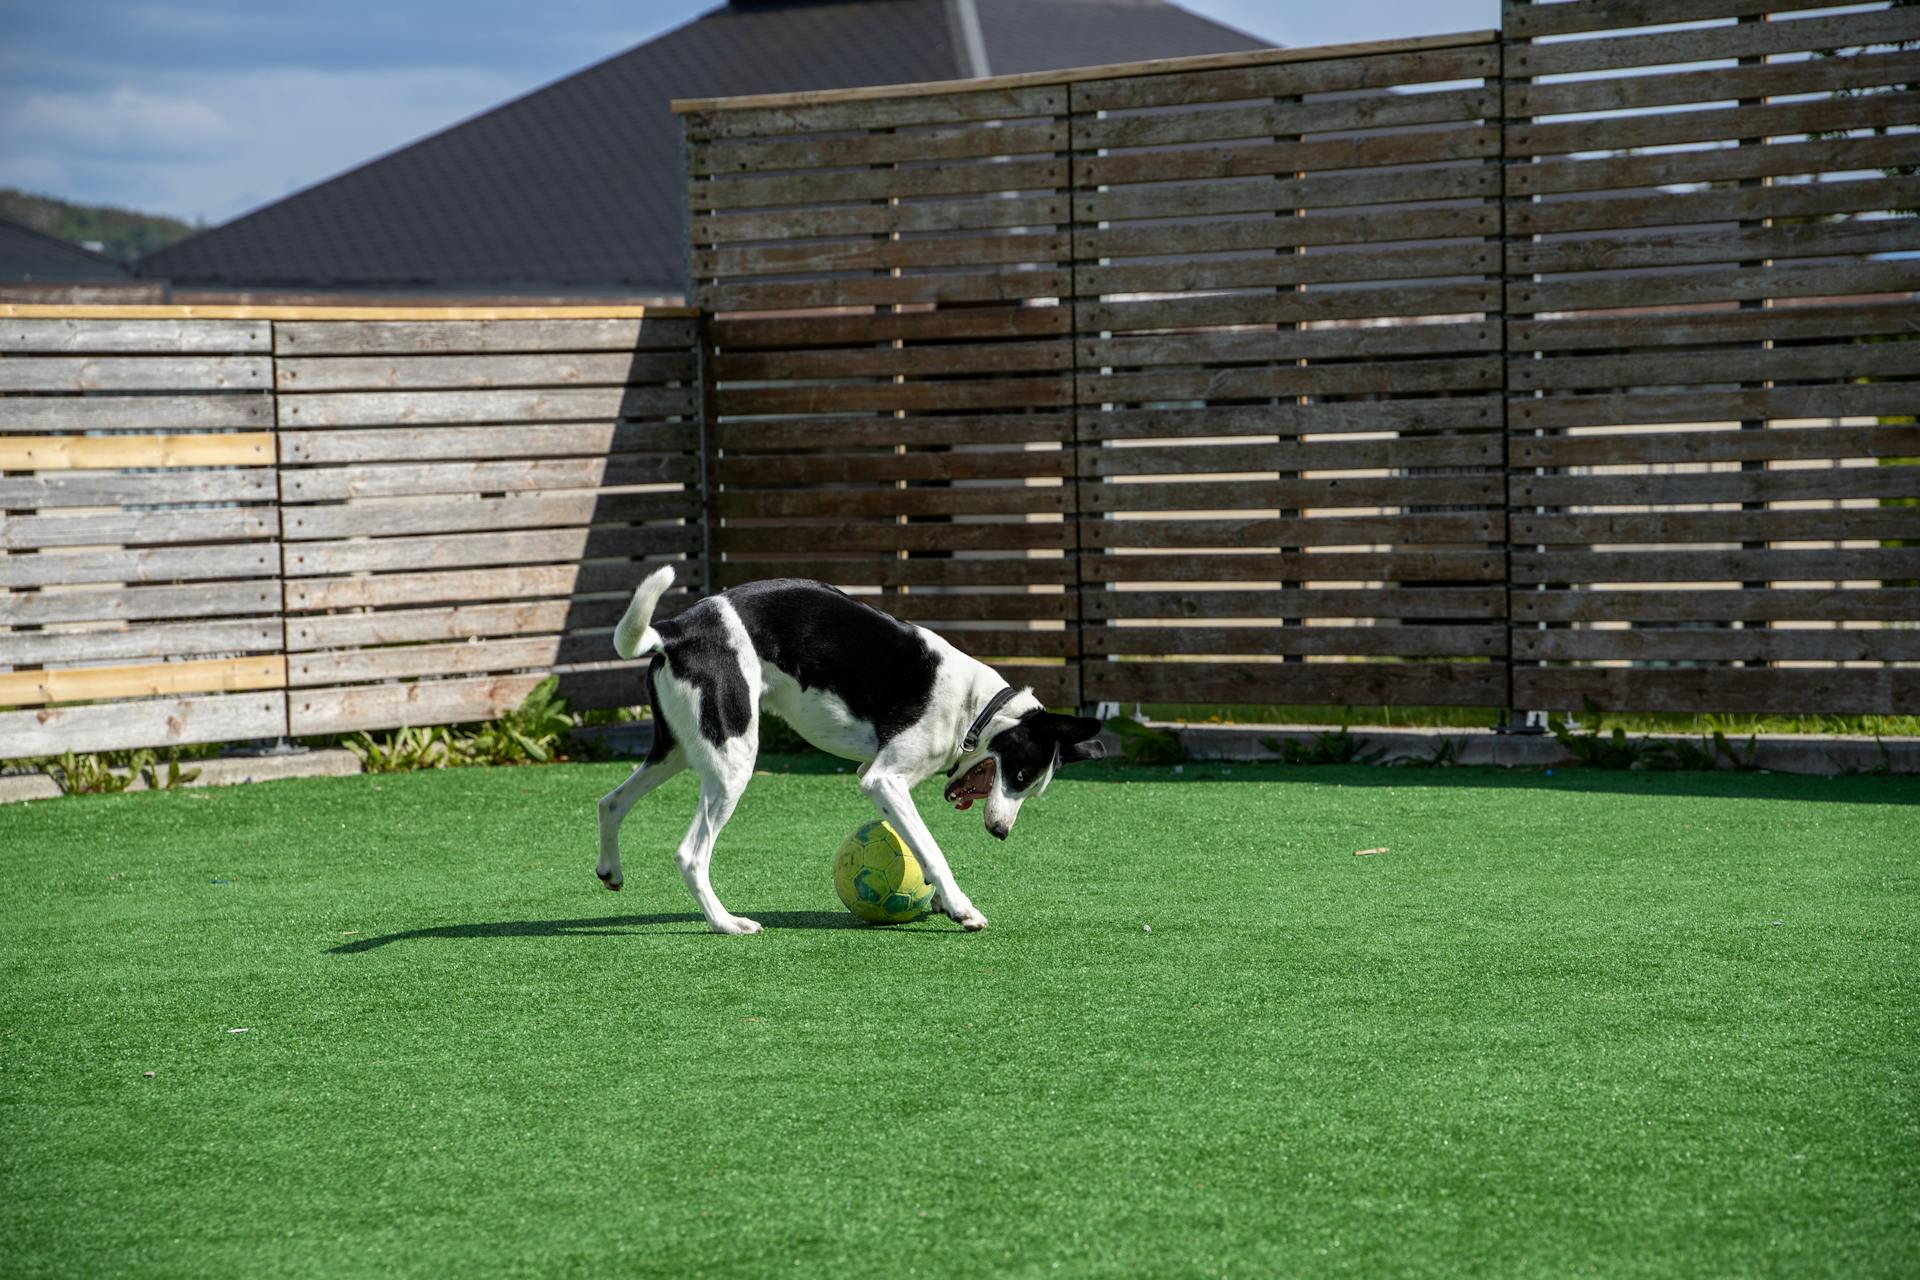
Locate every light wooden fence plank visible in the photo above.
<box><xmin>0</xmin><ymin>693</ymin><xmax>287</xmax><ymax>759</ymax></box>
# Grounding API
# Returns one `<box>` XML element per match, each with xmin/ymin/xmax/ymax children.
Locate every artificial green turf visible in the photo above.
<box><xmin>2</xmin><ymin>762</ymin><xmax>1916</xmax><ymax>1278</ymax></box>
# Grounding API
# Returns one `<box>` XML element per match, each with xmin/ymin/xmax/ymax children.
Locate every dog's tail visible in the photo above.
<box><xmin>612</xmin><ymin>564</ymin><xmax>676</xmax><ymax>659</ymax></box>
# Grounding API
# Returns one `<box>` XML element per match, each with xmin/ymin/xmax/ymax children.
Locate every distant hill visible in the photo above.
<box><xmin>0</xmin><ymin>189</ymin><xmax>199</xmax><ymax>263</ymax></box>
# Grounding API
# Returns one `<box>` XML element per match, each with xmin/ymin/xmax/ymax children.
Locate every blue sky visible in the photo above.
<box><xmin>0</xmin><ymin>0</ymin><xmax>1495</xmax><ymax>226</ymax></box>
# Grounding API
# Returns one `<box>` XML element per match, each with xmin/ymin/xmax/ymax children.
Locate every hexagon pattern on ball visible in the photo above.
<box><xmin>832</xmin><ymin>819</ymin><xmax>934</xmax><ymax>925</ymax></box>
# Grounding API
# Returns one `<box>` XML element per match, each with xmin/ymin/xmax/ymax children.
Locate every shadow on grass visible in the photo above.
<box><xmin>327</xmin><ymin>909</ymin><xmax>940</xmax><ymax>953</ymax></box>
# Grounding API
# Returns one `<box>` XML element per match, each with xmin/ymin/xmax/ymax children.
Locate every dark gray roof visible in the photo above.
<box><xmin>140</xmin><ymin>0</ymin><xmax>1267</xmax><ymax>296</ymax></box>
<box><xmin>0</xmin><ymin>217</ymin><xmax>134</xmax><ymax>283</ymax></box>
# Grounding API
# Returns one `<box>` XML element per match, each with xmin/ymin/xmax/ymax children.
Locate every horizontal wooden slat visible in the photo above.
<box><xmin>2</xmin><ymin>580</ymin><xmax>280</xmax><ymax>626</ymax></box>
<box><xmin>714</xmin><ymin>487</ymin><xmax>1068</xmax><ymax>519</ymax></box>
<box><xmin>1083</xmin><ymin>623</ymin><xmax>1507</xmax><ymax>658</ymax></box>
<box><xmin>697</xmin><ymin>231</ymin><xmax>1070</xmax><ymax>282</ymax></box>
<box><xmin>288</xmin><ymin>636</ymin><xmax>614</xmax><ymax>688</ymax></box>
<box><xmin>1513</xmin><ymin>628</ymin><xmax>1920</xmax><ymax>664</ymax></box>
<box><xmin>691</xmin><ymin>119</ymin><xmax>1066</xmax><ymax>177</ymax></box>
<box><xmin>0</xmin><ymin>619</ymin><xmax>281</xmax><ymax>667</ymax></box>
<box><xmin>3</xmin><ymin>508</ymin><xmax>277</xmax><ymax>550</ymax></box>
<box><xmin>1075</xmin><ymin>124</ymin><xmax>1498</xmax><ymax>188</ymax></box>
<box><xmin>1509</xmin><ymin>508</ymin><xmax>1917</xmax><ymax>546</ymax></box>
<box><xmin>281</xmin><ymin>454</ymin><xmax>696</xmax><ymax>501</ymax></box>
<box><xmin>1083</xmin><ymin>512</ymin><xmax>1503</xmax><ymax>549</ymax></box>
<box><xmin>0</xmin><ymin>356</ymin><xmax>270</xmax><ymax>393</ymax></box>
<box><xmin>1513</xmin><ymin>260</ymin><xmax>1920</xmax><ymax>316</ymax></box>
<box><xmin>1511</xmin><ymin>91</ymin><xmax>1920</xmax><ymax>161</ymax></box>
<box><xmin>683</xmin><ymin>84</ymin><xmax>1067</xmax><ymax>139</ymax></box>
<box><xmin>0</xmin><ymin>469</ymin><xmax>276</xmax><ymax>510</ymax></box>
<box><xmin>1083</xmin><ymin>660</ymin><xmax>1506</xmax><ymax>707</ymax></box>
<box><xmin>1081</xmin><ymin>474</ymin><xmax>1504</xmax><ymax>513</ymax></box>
<box><xmin>1069</xmin><ymin>43</ymin><xmax>1498</xmax><ymax>113</ymax></box>
<box><xmin>0</xmin><ymin>318</ymin><xmax>269</xmax><ymax>354</ymax></box>
<box><xmin>1512</xmin><ymin>589</ymin><xmax>1920</xmax><ymax>623</ymax></box>
<box><xmin>1509</xmin><ymin>426</ymin><xmax>1918</xmax><ymax>469</ymax></box>
<box><xmin>272</xmin><ymin>317</ymin><xmax>696</xmax><ymax>356</ymax></box>
<box><xmin>710</xmin><ymin>307</ymin><xmax>1069</xmax><ymax>350</ymax></box>
<box><xmin>1512</xmin><ymin>467</ymin><xmax>1920</xmax><ymax>508</ymax></box>
<box><xmin>1080</xmin><ymin>241</ymin><xmax>1498</xmax><ymax>301</ymax></box>
<box><xmin>278</xmin><ymin>422</ymin><xmax>696</xmax><ymax>464</ymax></box>
<box><xmin>1081</xmin><ymin>587</ymin><xmax>1502</xmax><ymax>620</ymax></box>
<box><xmin>1084</xmin><ymin>435</ymin><xmax>1500</xmax><ymax>477</ymax></box>
<box><xmin>1510</xmin><ymin>300</ymin><xmax>1920</xmax><ymax>352</ymax></box>
<box><xmin>1513</xmin><ymin>667</ymin><xmax>1917</xmax><ymax>716</ymax></box>
<box><xmin>0</xmin><ymin>543</ymin><xmax>277</xmax><ymax>589</ymax></box>
<box><xmin>713</xmin><ymin>412</ymin><xmax>1070</xmax><ymax>451</ymax></box>
<box><xmin>1081</xmin><ymin>399</ymin><xmax>1501</xmax><ymax>441</ymax></box>
<box><xmin>275</xmin><ymin>351</ymin><xmax>693</xmax><ymax>391</ymax></box>
<box><xmin>1076</xmin><ymin>85</ymin><xmax>1494</xmax><ymax>151</ymax></box>
<box><xmin>285</xmin><ymin>597</ymin><xmax>653</xmax><ymax>651</ymax></box>
<box><xmin>1507</xmin><ymin>382</ymin><xmax>1915</xmax><ymax>430</ymax></box>
<box><xmin>282</xmin><ymin>491</ymin><xmax>697</xmax><ymax>540</ymax></box>
<box><xmin>1509</xmin><ymin>133</ymin><xmax>1920</xmax><ymax>200</ymax></box>
<box><xmin>1513</xmin><ymin>548</ymin><xmax>1920</xmax><ymax>584</ymax></box>
<box><xmin>277</xmin><ymin>386</ymin><xmax>696</xmax><ymax>427</ymax></box>
<box><xmin>712</xmin><ymin>339</ymin><xmax>1071</xmax><ymax>382</ymax></box>
<box><xmin>286</xmin><ymin>671</ymin><xmax>614</xmax><ymax>736</ymax></box>
<box><xmin>716</xmin><ymin>449</ymin><xmax>1068</xmax><ymax>486</ymax></box>
<box><xmin>691</xmin><ymin>195</ymin><xmax>1069</xmax><ymax>248</ymax></box>
<box><xmin>693</xmin><ymin>157</ymin><xmax>1066</xmax><ymax>212</ymax></box>
<box><xmin>1508</xmin><ymin>7</ymin><xmax>1920</xmax><ymax>79</ymax></box>
<box><xmin>0</xmin><ymin>692</ymin><xmax>286</xmax><ymax>759</ymax></box>
<box><xmin>1511</xmin><ymin>45</ymin><xmax>1920</xmax><ymax>118</ymax></box>
<box><xmin>1082</xmin><ymin>550</ymin><xmax>1504</xmax><ymax>583</ymax></box>
<box><xmin>1082</xmin><ymin>355</ymin><xmax>1502</xmax><ymax>405</ymax></box>
<box><xmin>284</xmin><ymin>562</ymin><xmax>661</xmax><ymax>612</ymax></box>
<box><xmin>710</xmin><ymin>559</ymin><xmax>1074</xmax><ymax>589</ymax></box>
<box><xmin>715</xmin><ymin>524</ymin><xmax>1070</xmax><ymax>554</ymax></box>
<box><xmin>716</xmin><ymin>375</ymin><xmax>1068</xmax><ymax>416</ymax></box>
<box><xmin>0</xmin><ymin>656</ymin><xmax>285</xmax><ymax>708</ymax></box>
<box><xmin>1509</xmin><ymin>174</ymin><xmax>1920</xmax><ymax>238</ymax></box>
<box><xmin>1513</xmin><ymin>342</ymin><xmax>1920</xmax><ymax>393</ymax></box>
<box><xmin>1084</xmin><ymin>321</ymin><xmax>1500</xmax><ymax>369</ymax></box>
<box><xmin>1509</xmin><ymin>218</ymin><xmax>1920</xmax><ymax>278</ymax></box>
<box><xmin>1077</xmin><ymin>163</ymin><xmax>1501</xmax><ymax>225</ymax></box>
<box><xmin>1077</xmin><ymin>205</ymin><xmax>1499</xmax><ymax>262</ymax></box>
<box><xmin>0</xmin><ymin>394</ymin><xmax>269</xmax><ymax>432</ymax></box>
<box><xmin>700</xmin><ymin>269</ymin><xmax>1071</xmax><ymax>314</ymax></box>
<box><xmin>282</xmin><ymin>524</ymin><xmax>697</xmax><ymax>577</ymax></box>
<box><xmin>1082</xmin><ymin>283</ymin><xmax>1502</xmax><ymax>334</ymax></box>
<box><xmin>1506</xmin><ymin>0</ymin><xmax>1874</xmax><ymax>40</ymax></box>
<box><xmin>0</xmin><ymin>432</ymin><xmax>273</xmax><ymax>470</ymax></box>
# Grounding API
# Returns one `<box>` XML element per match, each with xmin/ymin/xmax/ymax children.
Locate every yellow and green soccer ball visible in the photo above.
<box><xmin>833</xmin><ymin>819</ymin><xmax>935</xmax><ymax>924</ymax></box>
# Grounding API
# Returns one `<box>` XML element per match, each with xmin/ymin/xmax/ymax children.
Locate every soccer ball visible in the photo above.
<box><xmin>833</xmin><ymin>819</ymin><xmax>935</xmax><ymax>925</ymax></box>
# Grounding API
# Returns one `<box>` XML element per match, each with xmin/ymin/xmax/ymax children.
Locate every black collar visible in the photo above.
<box><xmin>947</xmin><ymin>686</ymin><xmax>1018</xmax><ymax>776</ymax></box>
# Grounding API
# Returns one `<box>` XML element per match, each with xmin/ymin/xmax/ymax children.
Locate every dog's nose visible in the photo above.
<box><xmin>987</xmin><ymin>821</ymin><xmax>1010</xmax><ymax>841</ymax></box>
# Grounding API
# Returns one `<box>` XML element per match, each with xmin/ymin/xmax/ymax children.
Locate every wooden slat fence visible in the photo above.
<box><xmin>1</xmin><ymin>308</ymin><xmax>702</xmax><ymax>756</ymax></box>
<box><xmin>0</xmin><ymin>316</ymin><xmax>285</xmax><ymax>754</ymax></box>
<box><xmin>686</xmin><ymin>84</ymin><xmax>1082</xmax><ymax>706</ymax></box>
<box><xmin>1069</xmin><ymin>37</ymin><xmax>1510</xmax><ymax>710</ymax></box>
<box><xmin>1504</xmin><ymin>0</ymin><xmax>1920</xmax><ymax>714</ymax></box>
<box><xmin>5</xmin><ymin>10</ymin><xmax>1918</xmax><ymax>762</ymax></box>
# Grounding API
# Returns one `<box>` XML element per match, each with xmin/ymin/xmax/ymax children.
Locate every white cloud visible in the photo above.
<box><xmin>1</xmin><ymin>64</ymin><xmax>523</xmax><ymax>224</ymax></box>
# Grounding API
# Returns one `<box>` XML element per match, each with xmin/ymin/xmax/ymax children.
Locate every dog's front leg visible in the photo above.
<box><xmin>859</xmin><ymin>771</ymin><xmax>987</xmax><ymax>931</ymax></box>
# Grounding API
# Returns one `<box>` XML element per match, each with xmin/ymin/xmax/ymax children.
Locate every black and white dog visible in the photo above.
<box><xmin>594</xmin><ymin>567</ymin><xmax>1105</xmax><ymax>934</ymax></box>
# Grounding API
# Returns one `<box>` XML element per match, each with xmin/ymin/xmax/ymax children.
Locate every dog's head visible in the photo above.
<box><xmin>943</xmin><ymin>709</ymin><xmax>1105</xmax><ymax>841</ymax></box>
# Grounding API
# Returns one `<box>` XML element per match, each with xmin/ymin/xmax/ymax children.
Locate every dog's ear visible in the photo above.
<box><xmin>1044</xmin><ymin>714</ymin><xmax>1103</xmax><ymax>745</ymax></box>
<box><xmin>1058</xmin><ymin>739</ymin><xmax>1106</xmax><ymax>765</ymax></box>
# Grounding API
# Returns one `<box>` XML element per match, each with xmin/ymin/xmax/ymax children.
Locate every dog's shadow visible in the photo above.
<box><xmin>328</xmin><ymin>909</ymin><xmax>916</xmax><ymax>954</ymax></box>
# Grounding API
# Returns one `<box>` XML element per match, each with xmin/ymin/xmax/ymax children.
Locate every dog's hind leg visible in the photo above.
<box><xmin>596</xmin><ymin>749</ymin><xmax>684</xmax><ymax>891</ymax></box>
<box><xmin>674</xmin><ymin>772</ymin><xmax>759</xmax><ymax>935</ymax></box>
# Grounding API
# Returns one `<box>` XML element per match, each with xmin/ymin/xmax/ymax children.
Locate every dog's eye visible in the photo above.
<box><xmin>1013</xmin><ymin>770</ymin><xmax>1027</xmax><ymax>786</ymax></box>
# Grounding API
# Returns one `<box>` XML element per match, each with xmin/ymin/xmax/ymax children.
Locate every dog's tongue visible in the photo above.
<box><xmin>944</xmin><ymin>758</ymin><xmax>995</xmax><ymax>811</ymax></box>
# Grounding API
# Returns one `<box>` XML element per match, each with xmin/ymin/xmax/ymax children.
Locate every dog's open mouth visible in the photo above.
<box><xmin>944</xmin><ymin>758</ymin><xmax>995</xmax><ymax>811</ymax></box>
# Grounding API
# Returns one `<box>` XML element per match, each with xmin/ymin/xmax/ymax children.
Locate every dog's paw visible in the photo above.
<box><xmin>712</xmin><ymin>915</ymin><xmax>762</xmax><ymax>936</ymax></box>
<box><xmin>944</xmin><ymin>900</ymin><xmax>988</xmax><ymax>931</ymax></box>
<box><xmin>596</xmin><ymin>868</ymin><xmax>623</xmax><ymax>891</ymax></box>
